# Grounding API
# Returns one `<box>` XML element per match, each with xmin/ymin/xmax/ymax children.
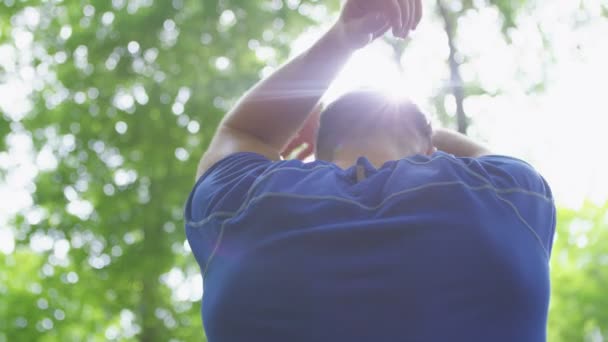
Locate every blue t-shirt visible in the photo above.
<box><xmin>184</xmin><ymin>151</ymin><xmax>555</xmax><ymax>342</ymax></box>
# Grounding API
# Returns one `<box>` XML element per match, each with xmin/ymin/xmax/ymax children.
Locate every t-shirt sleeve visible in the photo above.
<box><xmin>184</xmin><ymin>152</ymin><xmax>274</xmax><ymax>270</ymax></box>
<box><xmin>475</xmin><ymin>155</ymin><xmax>553</xmax><ymax>197</ymax></box>
<box><xmin>473</xmin><ymin>155</ymin><xmax>557</xmax><ymax>257</ymax></box>
<box><xmin>185</xmin><ymin>152</ymin><xmax>273</xmax><ymax>224</ymax></box>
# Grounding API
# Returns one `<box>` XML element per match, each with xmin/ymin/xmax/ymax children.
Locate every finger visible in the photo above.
<box><xmin>404</xmin><ymin>0</ymin><xmax>415</xmax><ymax>33</ymax></box>
<box><xmin>349</xmin><ymin>12</ymin><xmax>388</xmax><ymax>46</ymax></box>
<box><xmin>399</xmin><ymin>0</ymin><xmax>410</xmax><ymax>37</ymax></box>
<box><xmin>408</xmin><ymin>0</ymin><xmax>416</xmax><ymax>30</ymax></box>
<box><xmin>355</xmin><ymin>12</ymin><xmax>388</xmax><ymax>36</ymax></box>
<box><xmin>373</xmin><ymin>22</ymin><xmax>391</xmax><ymax>40</ymax></box>
<box><xmin>414</xmin><ymin>0</ymin><xmax>423</xmax><ymax>29</ymax></box>
<box><xmin>385</xmin><ymin>0</ymin><xmax>403</xmax><ymax>38</ymax></box>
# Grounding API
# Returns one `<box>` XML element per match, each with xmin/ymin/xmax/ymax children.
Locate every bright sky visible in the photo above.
<box><xmin>1</xmin><ymin>0</ymin><xmax>608</xmax><ymax>258</ymax></box>
<box><xmin>290</xmin><ymin>0</ymin><xmax>608</xmax><ymax>210</ymax></box>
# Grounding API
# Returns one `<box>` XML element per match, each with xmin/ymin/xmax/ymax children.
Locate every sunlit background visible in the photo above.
<box><xmin>290</xmin><ymin>0</ymin><xmax>608</xmax><ymax>209</ymax></box>
<box><xmin>0</xmin><ymin>0</ymin><xmax>607</xmax><ymax>341</ymax></box>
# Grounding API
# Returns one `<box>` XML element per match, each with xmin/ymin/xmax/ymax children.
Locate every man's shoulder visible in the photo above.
<box><xmin>186</xmin><ymin>152</ymin><xmax>338</xmax><ymax>222</ymax></box>
<box><xmin>414</xmin><ymin>152</ymin><xmax>552</xmax><ymax>197</ymax></box>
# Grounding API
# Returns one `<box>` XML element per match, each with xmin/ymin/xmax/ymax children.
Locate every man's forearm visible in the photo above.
<box><xmin>221</xmin><ymin>25</ymin><xmax>354</xmax><ymax>151</ymax></box>
<box><xmin>432</xmin><ymin>128</ymin><xmax>491</xmax><ymax>158</ymax></box>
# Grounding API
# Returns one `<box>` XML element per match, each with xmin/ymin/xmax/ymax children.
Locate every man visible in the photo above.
<box><xmin>184</xmin><ymin>0</ymin><xmax>556</xmax><ymax>340</ymax></box>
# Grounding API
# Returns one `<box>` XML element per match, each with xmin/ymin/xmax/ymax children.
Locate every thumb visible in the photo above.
<box><xmin>347</xmin><ymin>12</ymin><xmax>387</xmax><ymax>41</ymax></box>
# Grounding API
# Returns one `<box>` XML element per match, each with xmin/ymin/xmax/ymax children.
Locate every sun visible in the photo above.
<box><xmin>289</xmin><ymin>27</ymin><xmax>413</xmax><ymax>104</ymax></box>
<box><xmin>324</xmin><ymin>42</ymin><xmax>412</xmax><ymax>104</ymax></box>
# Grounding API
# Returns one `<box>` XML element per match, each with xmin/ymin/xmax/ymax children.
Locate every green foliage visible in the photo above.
<box><xmin>548</xmin><ymin>202</ymin><xmax>608</xmax><ymax>341</ymax></box>
<box><xmin>457</xmin><ymin>0</ymin><xmax>527</xmax><ymax>31</ymax></box>
<box><xmin>1</xmin><ymin>0</ymin><xmax>324</xmax><ymax>340</ymax></box>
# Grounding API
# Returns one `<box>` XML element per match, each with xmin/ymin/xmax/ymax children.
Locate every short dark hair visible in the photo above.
<box><xmin>315</xmin><ymin>90</ymin><xmax>432</xmax><ymax>161</ymax></box>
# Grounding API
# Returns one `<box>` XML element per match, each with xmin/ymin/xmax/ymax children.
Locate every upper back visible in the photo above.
<box><xmin>184</xmin><ymin>151</ymin><xmax>555</xmax><ymax>341</ymax></box>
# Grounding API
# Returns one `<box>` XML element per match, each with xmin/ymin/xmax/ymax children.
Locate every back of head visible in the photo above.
<box><xmin>315</xmin><ymin>90</ymin><xmax>433</xmax><ymax>162</ymax></box>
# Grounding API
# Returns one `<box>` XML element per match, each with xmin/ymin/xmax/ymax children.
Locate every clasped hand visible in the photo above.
<box><xmin>335</xmin><ymin>0</ymin><xmax>422</xmax><ymax>49</ymax></box>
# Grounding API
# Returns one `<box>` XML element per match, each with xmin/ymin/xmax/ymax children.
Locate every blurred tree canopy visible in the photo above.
<box><xmin>0</xmin><ymin>0</ymin><xmax>606</xmax><ymax>341</ymax></box>
<box><xmin>1</xmin><ymin>0</ymin><xmax>327</xmax><ymax>340</ymax></box>
<box><xmin>549</xmin><ymin>203</ymin><xmax>608</xmax><ymax>342</ymax></box>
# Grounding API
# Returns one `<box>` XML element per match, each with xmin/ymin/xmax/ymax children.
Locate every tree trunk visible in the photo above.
<box><xmin>437</xmin><ymin>0</ymin><xmax>468</xmax><ymax>134</ymax></box>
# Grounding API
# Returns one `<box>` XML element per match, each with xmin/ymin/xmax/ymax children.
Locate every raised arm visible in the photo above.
<box><xmin>432</xmin><ymin>128</ymin><xmax>492</xmax><ymax>158</ymax></box>
<box><xmin>197</xmin><ymin>0</ymin><xmax>422</xmax><ymax>179</ymax></box>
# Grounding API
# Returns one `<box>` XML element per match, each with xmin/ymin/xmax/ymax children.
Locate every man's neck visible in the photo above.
<box><xmin>332</xmin><ymin>148</ymin><xmax>417</xmax><ymax>170</ymax></box>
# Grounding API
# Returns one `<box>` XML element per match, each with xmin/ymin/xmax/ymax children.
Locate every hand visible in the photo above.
<box><xmin>281</xmin><ymin>105</ymin><xmax>321</xmax><ymax>160</ymax></box>
<box><xmin>431</xmin><ymin>128</ymin><xmax>491</xmax><ymax>158</ymax></box>
<box><xmin>336</xmin><ymin>0</ymin><xmax>422</xmax><ymax>49</ymax></box>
